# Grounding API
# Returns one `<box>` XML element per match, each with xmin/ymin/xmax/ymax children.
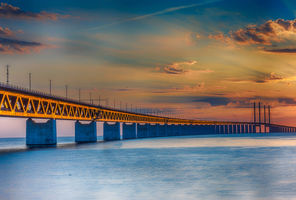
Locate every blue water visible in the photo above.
<box><xmin>1</xmin><ymin>134</ymin><xmax>296</xmax><ymax>200</ymax></box>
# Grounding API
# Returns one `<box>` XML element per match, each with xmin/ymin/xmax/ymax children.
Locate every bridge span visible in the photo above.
<box><xmin>0</xmin><ymin>83</ymin><xmax>295</xmax><ymax>147</ymax></box>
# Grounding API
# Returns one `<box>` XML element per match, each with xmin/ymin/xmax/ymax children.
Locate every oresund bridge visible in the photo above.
<box><xmin>0</xmin><ymin>83</ymin><xmax>295</xmax><ymax>147</ymax></box>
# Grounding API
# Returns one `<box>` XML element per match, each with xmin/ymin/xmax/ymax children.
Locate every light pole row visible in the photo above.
<box><xmin>3</xmin><ymin>66</ymin><xmax>167</xmax><ymax>116</ymax></box>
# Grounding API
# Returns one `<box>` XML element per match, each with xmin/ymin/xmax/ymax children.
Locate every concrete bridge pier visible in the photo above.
<box><xmin>158</xmin><ymin>124</ymin><xmax>167</xmax><ymax>137</ymax></box>
<box><xmin>75</xmin><ymin>121</ymin><xmax>97</xmax><ymax>143</ymax></box>
<box><xmin>184</xmin><ymin>124</ymin><xmax>193</xmax><ymax>135</ymax></box>
<box><xmin>247</xmin><ymin>124</ymin><xmax>251</xmax><ymax>133</ymax></box>
<box><xmin>137</xmin><ymin>123</ymin><xmax>149</xmax><ymax>138</ymax></box>
<box><xmin>241</xmin><ymin>124</ymin><xmax>245</xmax><ymax>133</ymax></box>
<box><xmin>219</xmin><ymin>125</ymin><xmax>223</xmax><ymax>134</ymax></box>
<box><xmin>149</xmin><ymin>124</ymin><xmax>158</xmax><ymax>137</ymax></box>
<box><xmin>167</xmin><ymin>124</ymin><xmax>180</xmax><ymax>136</ymax></box>
<box><xmin>245</xmin><ymin>124</ymin><xmax>249</xmax><ymax>133</ymax></box>
<box><xmin>103</xmin><ymin>122</ymin><xmax>120</xmax><ymax>141</ymax></box>
<box><xmin>220</xmin><ymin>125</ymin><xmax>223</xmax><ymax>133</ymax></box>
<box><xmin>26</xmin><ymin>118</ymin><xmax>57</xmax><ymax>147</ymax></box>
<box><xmin>189</xmin><ymin>124</ymin><xmax>197</xmax><ymax>135</ymax></box>
<box><xmin>251</xmin><ymin>124</ymin><xmax>255</xmax><ymax>133</ymax></box>
<box><xmin>226</xmin><ymin>125</ymin><xmax>230</xmax><ymax>134</ymax></box>
<box><xmin>232</xmin><ymin>125</ymin><xmax>236</xmax><ymax>134</ymax></box>
<box><xmin>237</xmin><ymin>124</ymin><xmax>241</xmax><ymax>133</ymax></box>
<box><xmin>228</xmin><ymin>125</ymin><xmax>233</xmax><ymax>134</ymax></box>
<box><xmin>220</xmin><ymin>125</ymin><xmax>225</xmax><ymax>134</ymax></box>
<box><xmin>122</xmin><ymin>123</ymin><xmax>137</xmax><ymax>139</ymax></box>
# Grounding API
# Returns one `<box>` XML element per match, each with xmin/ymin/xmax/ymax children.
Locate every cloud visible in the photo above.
<box><xmin>263</xmin><ymin>48</ymin><xmax>296</xmax><ymax>53</ymax></box>
<box><xmin>255</xmin><ymin>72</ymin><xmax>283</xmax><ymax>83</ymax></box>
<box><xmin>193</xmin><ymin>97</ymin><xmax>231</xmax><ymax>106</ymax></box>
<box><xmin>0</xmin><ymin>37</ymin><xmax>47</xmax><ymax>54</ymax></box>
<box><xmin>0</xmin><ymin>3</ymin><xmax>69</xmax><ymax>20</ymax></box>
<box><xmin>208</xmin><ymin>32</ymin><xmax>230</xmax><ymax>42</ymax></box>
<box><xmin>162</xmin><ymin>60</ymin><xmax>197</xmax><ymax>74</ymax></box>
<box><xmin>0</xmin><ymin>27</ymin><xmax>13</xmax><ymax>37</ymax></box>
<box><xmin>209</xmin><ymin>19</ymin><xmax>296</xmax><ymax>49</ymax></box>
<box><xmin>227</xmin><ymin>72</ymin><xmax>284</xmax><ymax>84</ymax></box>
<box><xmin>164</xmin><ymin>65</ymin><xmax>187</xmax><ymax>74</ymax></box>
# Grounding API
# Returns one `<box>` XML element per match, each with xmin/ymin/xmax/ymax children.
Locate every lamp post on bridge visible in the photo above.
<box><xmin>6</xmin><ymin>64</ymin><xmax>9</xmax><ymax>85</ymax></box>
<box><xmin>29</xmin><ymin>73</ymin><xmax>32</xmax><ymax>90</ymax></box>
<box><xmin>78</xmin><ymin>88</ymin><xmax>81</xmax><ymax>102</ymax></box>
<box><xmin>258</xmin><ymin>102</ymin><xmax>261</xmax><ymax>133</ymax></box>
<box><xmin>65</xmin><ymin>85</ymin><xmax>68</xmax><ymax>99</ymax></box>
<box><xmin>268</xmin><ymin>105</ymin><xmax>271</xmax><ymax>124</ymax></box>
<box><xmin>49</xmin><ymin>80</ymin><xmax>52</xmax><ymax>95</ymax></box>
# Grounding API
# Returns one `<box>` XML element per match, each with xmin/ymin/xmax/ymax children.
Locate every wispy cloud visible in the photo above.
<box><xmin>91</xmin><ymin>0</ymin><xmax>221</xmax><ymax>30</ymax></box>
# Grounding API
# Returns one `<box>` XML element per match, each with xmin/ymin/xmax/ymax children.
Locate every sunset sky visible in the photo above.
<box><xmin>1</xmin><ymin>0</ymin><xmax>296</xmax><ymax>136</ymax></box>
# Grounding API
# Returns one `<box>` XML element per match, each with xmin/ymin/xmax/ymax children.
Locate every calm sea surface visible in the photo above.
<box><xmin>1</xmin><ymin>133</ymin><xmax>296</xmax><ymax>200</ymax></box>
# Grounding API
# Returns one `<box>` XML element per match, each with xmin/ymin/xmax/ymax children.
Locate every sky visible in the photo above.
<box><xmin>1</xmin><ymin>0</ymin><xmax>296</xmax><ymax>136</ymax></box>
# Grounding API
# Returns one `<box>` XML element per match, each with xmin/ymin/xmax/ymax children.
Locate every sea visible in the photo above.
<box><xmin>1</xmin><ymin>133</ymin><xmax>296</xmax><ymax>200</ymax></box>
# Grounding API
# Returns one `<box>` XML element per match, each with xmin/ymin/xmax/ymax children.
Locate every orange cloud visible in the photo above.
<box><xmin>162</xmin><ymin>60</ymin><xmax>197</xmax><ymax>74</ymax></box>
<box><xmin>0</xmin><ymin>3</ymin><xmax>70</xmax><ymax>20</ymax></box>
<box><xmin>209</xmin><ymin>19</ymin><xmax>296</xmax><ymax>48</ymax></box>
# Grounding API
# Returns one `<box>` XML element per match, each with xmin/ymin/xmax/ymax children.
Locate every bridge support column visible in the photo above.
<box><xmin>221</xmin><ymin>125</ymin><xmax>224</xmax><ymax>134</ymax></box>
<box><xmin>183</xmin><ymin>124</ymin><xmax>192</xmax><ymax>135</ymax></box>
<box><xmin>232</xmin><ymin>125</ymin><xmax>236</xmax><ymax>134</ymax></box>
<box><xmin>157</xmin><ymin>124</ymin><xmax>167</xmax><ymax>137</ymax></box>
<box><xmin>252</xmin><ymin>124</ymin><xmax>256</xmax><ymax>133</ymax></box>
<box><xmin>122</xmin><ymin>123</ymin><xmax>137</xmax><ymax>139</ymax></box>
<box><xmin>26</xmin><ymin>118</ymin><xmax>57</xmax><ymax>147</ymax></box>
<box><xmin>137</xmin><ymin>123</ymin><xmax>149</xmax><ymax>138</ymax></box>
<box><xmin>75</xmin><ymin>121</ymin><xmax>97</xmax><ymax>143</ymax></box>
<box><xmin>219</xmin><ymin>125</ymin><xmax>224</xmax><ymax>134</ymax></box>
<box><xmin>167</xmin><ymin>124</ymin><xmax>180</xmax><ymax>136</ymax></box>
<box><xmin>229</xmin><ymin>125</ymin><xmax>233</xmax><ymax>134</ymax></box>
<box><xmin>103</xmin><ymin>122</ymin><xmax>120</xmax><ymax>141</ymax></box>
<box><xmin>237</xmin><ymin>124</ymin><xmax>241</xmax><ymax>134</ymax></box>
<box><xmin>227</xmin><ymin>125</ymin><xmax>230</xmax><ymax>134</ymax></box>
<box><xmin>220</xmin><ymin>125</ymin><xmax>223</xmax><ymax>134</ymax></box>
<box><xmin>149</xmin><ymin>124</ymin><xmax>158</xmax><ymax>137</ymax></box>
<box><xmin>241</xmin><ymin>124</ymin><xmax>245</xmax><ymax>133</ymax></box>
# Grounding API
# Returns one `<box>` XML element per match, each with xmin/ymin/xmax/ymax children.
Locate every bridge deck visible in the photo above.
<box><xmin>0</xmin><ymin>83</ymin><xmax>281</xmax><ymax>125</ymax></box>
